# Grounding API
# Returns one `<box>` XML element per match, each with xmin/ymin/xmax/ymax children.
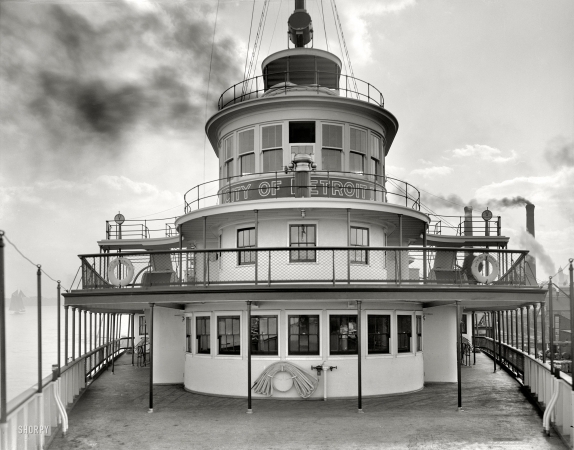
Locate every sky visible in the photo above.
<box><xmin>1</xmin><ymin>0</ymin><xmax>573</xmax><ymax>297</ymax></box>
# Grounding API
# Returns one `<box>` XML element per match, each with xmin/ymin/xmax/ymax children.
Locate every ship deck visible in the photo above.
<box><xmin>47</xmin><ymin>352</ymin><xmax>566</xmax><ymax>450</ymax></box>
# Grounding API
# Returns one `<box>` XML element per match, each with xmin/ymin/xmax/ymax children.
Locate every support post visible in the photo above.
<box><xmin>179</xmin><ymin>229</ymin><xmax>183</xmax><ymax>285</ymax></box>
<box><xmin>456</xmin><ymin>303</ymin><xmax>462</xmax><ymax>410</ymax></box>
<box><xmin>72</xmin><ymin>307</ymin><xmax>76</xmax><ymax>360</ymax></box>
<box><xmin>497</xmin><ymin>311</ymin><xmax>501</xmax><ymax>364</ymax></box>
<box><xmin>398</xmin><ymin>214</ymin><xmax>403</xmax><ymax>283</ymax></box>
<box><xmin>112</xmin><ymin>314</ymin><xmax>116</xmax><ymax>374</ymax></box>
<box><xmin>203</xmin><ymin>216</ymin><xmax>207</xmax><ymax>287</ymax></box>
<box><xmin>357</xmin><ymin>300</ymin><xmax>363</xmax><ymax>413</ymax></box>
<box><xmin>511</xmin><ymin>308</ymin><xmax>514</xmax><ymax>347</ymax></box>
<box><xmin>78</xmin><ymin>308</ymin><xmax>82</xmax><ymax>357</ymax></box>
<box><xmin>527</xmin><ymin>306</ymin><xmax>531</xmax><ymax>355</ymax></box>
<box><xmin>569</xmin><ymin>259</ymin><xmax>573</xmax><ymax>391</ymax></box>
<box><xmin>131</xmin><ymin>314</ymin><xmax>135</xmax><ymax>366</ymax></box>
<box><xmin>247</xmin><ymin>301</ymin><xmax>252</xmax><ymax>414</ymax></box>
<box><xmin>541</xmin><ymin>302</ymin><xmax>546</xmax><ymax>364</ymax></box>
<box><xmin>533</xmin><ymin>305</ymin><xmax>538</xmax><ymax>359</ymax></box>
<box><xmin>347</xmin><ymin>209</ymin><xmax>351</xmax><ymax>284</ymax></box>
<box><xmin>521</xmin><ymin>307</ymin><xmax>525</xmax><ymax>352</ymax></box>
<box><xmin>422</xmin><ymin>224</ymin><xmax>428</xmax><ymax>284</ymax></box>
<box><xmin>472</xmin><ymin>312</ymin><xmax>476</xmax><ymax>365</ymax></box>
<box><xmin>149</xmin><ymin>304</ymin><xmax>154</xmax><ymax>413</ymax></box>
<box><xmin>65</xmin><ymin>306</ymin><xmax>69</xmax><ymax>364</ymax></box>
<box><xmin>515</xmin><ymin>309</ymin><xmax>519</xmax><ymax>349</ymax></box>
<box><xmin>57</xmin><ymin>281</ymin><xmax>61</xmax><ymax>376</ymax></box>
<box><xmin>549</xmin><ymin>278</ymin><xmax>554</xmax><ymax>373</ymax></box>
<box><xmin>254</xmin><ymin>210</ymin><xmax>259</xmax><ymax>285</ymax></box>
<box><xmin>492</xmin><ymin>311</ymin><xmax>496</xmax><ymax>373</ymax></box>
<box><xmin>0</xmin><ymin>231</ymin><xmax>6</xmax><ymax>430</ymax></box>
<box><xmin>37</xmin><ymin>266</ymin><xmax>42</xmax><ymax>394</ymax></box>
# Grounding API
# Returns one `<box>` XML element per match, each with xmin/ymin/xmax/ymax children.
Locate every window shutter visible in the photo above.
<box><xmin>322</xmin><ymin>124</ymin><xmax>343</xmax><ymax>149</ymax></box>
<box><xmin>238</xmin><ymin>129</ymin><xmax>255</xmax><ymax>154</ymax></box>
<box><xmin>262</xmin><ymin>125</ymin><xmax>282</xmax><ymax>149</ymax></box>
<box><xmin>350</xmin><ymin>128</ymin><xmax>366</xmax><ymax>154</ymax></box>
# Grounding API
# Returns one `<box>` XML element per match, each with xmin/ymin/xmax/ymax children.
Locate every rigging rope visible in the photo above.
<box><xmin>319</xmin><ymin>0</ymin><xmax>329</xmax><ymax>51</ymax></box>
<box><xmin>330</xmin><ymin>0</ymin><xmax>359</xmax><ymax>96</ymax></box>
<box><xmin>267</xmin><ymin>0</ymin><xmax>283</xmax><ymax>55</ymax></box>
<box><xmin>203</xmin><ymin>0</ymin><xmax>220</xmax><ymax>203</ymax></box>
<box><xmin>242</xmin><ymin>0</ymin><xmax>257</xmax><ymax>85</ymax></box>
<box><xmin>243</xmin><ymin>0</ymin><xmax>270</xmax><ymax>94</ymax></box>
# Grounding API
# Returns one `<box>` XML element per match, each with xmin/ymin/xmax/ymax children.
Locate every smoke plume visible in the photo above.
<box><xmin>545</xmin><ymin>137</ymin><xmax>574</xmax><ymax>169</ymax></box>
<box><xmin>421</xmin><ymin>193</ymin><xmax>532</xmax><ymax>212</ymax></box>
<box><xmin>518</xmin><ymin>229</ymin><xmax>556</xmax><ymax>277</ymax></box>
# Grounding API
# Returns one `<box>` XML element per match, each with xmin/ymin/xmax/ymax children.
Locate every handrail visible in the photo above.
<box><xmin>218</xmin><ymin>70</ymin><xmax>385</xmax><ymax>110</ymax></box>
<box><xmin>183</xmin><ymin>171</ymin><xmax>421</xmax><ymax>213</ymax></box>
<box><xmin>105</xmin><ymin>217</ymin><xmax>178</xmax><ymax>240</ymax></box>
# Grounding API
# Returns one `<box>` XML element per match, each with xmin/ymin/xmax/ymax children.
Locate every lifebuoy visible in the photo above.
<box><xmin>471</xmin><ymin>254</ymin><xmax>499</xmax><ymax>284</ymax></box>
<box><xmin>108</xmin><ymin>257</ymin><xmax>134</xmax><ymax>287</ymax></box>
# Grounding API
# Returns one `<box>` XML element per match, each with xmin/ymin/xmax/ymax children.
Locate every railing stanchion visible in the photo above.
<box><xmin>268</xmin><ymin>250</ymin><xmax>271</xmax><ymax>287</ymax></box>
<box><xmin>332</xmin><ymin>250</ymin><xmax>336</xmax><ymax>285</ymax></box>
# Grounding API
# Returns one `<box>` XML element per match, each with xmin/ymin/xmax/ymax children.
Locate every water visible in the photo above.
<box><xmin>4</xmin><ymin>305</ymin><xmax>129</xmax><ymax>402</ymax></box>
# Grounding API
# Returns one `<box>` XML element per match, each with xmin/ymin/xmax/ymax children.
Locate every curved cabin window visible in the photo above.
<box><xmin>330</xmin><ymin>315</ymin><xmax>358</xmax><ymax>355</ymax></box>
<box><xmin>368</xmin><ymin>315</ymin><xmax>390</xmax><ymax>354</ymax></box>
<box><xmin>237</xmin><ymin>227</ymin><xmax>256</xmax><ymax>265</ymax></box>
<box><xmin>322</xmin><ymin>123</ymin><xmax>343</xmax><ymax>171</ymax></box>
<box><xmin>238</xmin><ymin>129</ymin><xmax>255</xmax><ymax>175</ymax></box>
<box><xmin>288</xmin><ymin>315</ymin><xmax>320</xmax><ymax>355</ymax></box>
<box><xmin>397</xmin><ymin>315</ymin><xmax>412</xmax><ymax>353</ymax></box>
<box><xmin>350</xmin><ymin>127</ymin><xmax>367</xmax><ymax>174</ymax></box>
<box><xmin>289</xmin><ymin>224</ymin><xmax>316</xmax><ymax>262</ymax></box>
<box><xmin>262</xmin><ymin>124</ymin><xmax>283</xmax><ymax>172</ymax></box>
<box><xmin>251</xmin><ymin>316</ymin><xmax>278</xmax><ymax>355</ymax></box>
<box><xmin>350</xmin><ymin>226</ymin><xmax>369</xmax><ymax>264</ymax></box>
<box><xmin>222</xmin><ymin>136</ymin><xmax>234</xmax><ymax>182</ymax></box>
<box><xmin>218</xmin><ymin>316</ymin><xmax>240</xmax><ymax>355</ymax></box>
<box><xmin>196</xmin><ymin>316</ymin><xmax>210</xmax><ymax>354</ymax></box>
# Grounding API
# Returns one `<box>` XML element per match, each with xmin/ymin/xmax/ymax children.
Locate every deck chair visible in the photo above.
<box><xmin>429</xmin><ymin>251</ymin><xmax>464</xmax><ymax>283</ymax></box>
<box><xmin>142</xmin><ymin>253</ymin><xmax>177</xmax><ymax>286</ymax></box>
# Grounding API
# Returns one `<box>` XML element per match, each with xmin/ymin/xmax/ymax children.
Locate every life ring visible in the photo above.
<box><xmin>471</xmin><ymin>254</ymin><xmax>499</xmax><ymax>284</ymax></box>
<box><xmin>108</xmin><ymin>257</ymin><xmax>134</xmax><ymax>287</ymax></box>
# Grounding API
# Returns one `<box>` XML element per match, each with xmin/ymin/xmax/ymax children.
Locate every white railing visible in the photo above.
<box><xmin>1</xmin><ymin>340</ymin><xmax>127</xmax><ymax>450</ymax></box>
<box><xmin>524</xmin><ymin>355</ymin><xmax>573</xmax><ymax>446</ymax></box>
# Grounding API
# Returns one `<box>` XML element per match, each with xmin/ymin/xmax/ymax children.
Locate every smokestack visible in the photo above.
<box><xmin>525</xmin><ymin>203</ymin><xmax>537</xmax><ymax>284</ymax></box>
<box><xmin>463</xmin><ymin>206</ymin><xmax>473</xmax><ymax>236</ymax></box>
<box><xmin>526</xmin><ymin>203</ymin><xmax>535</xmax><ymax>237</ymax></box>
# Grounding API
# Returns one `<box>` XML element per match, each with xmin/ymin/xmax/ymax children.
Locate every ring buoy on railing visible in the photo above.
<box><xmin>108</xmin><ymin>257</ymin><xmax>134</xmax><ymax>287</ymax></box>
<box><xmin>471</xmin><ymin>254</ymin><xmax>499</xmax><ymax>284</ymax></box>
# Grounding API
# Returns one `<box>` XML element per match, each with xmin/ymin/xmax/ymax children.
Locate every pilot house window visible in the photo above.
<box><xmin>350</xmin><ymin>128</ymin><xmax>366</xmax><ymax>174</ymax></box>
<box><xmin>239</xmin><ymin>129</ymin><xmax>255</xmax><ymax>175</ymax></box>
<box><xmin>262</xmin><ymin>125</ymin><xmax>283</xmax><ymax>172</ymax></box>
<box><xmin>322</xmin><ymin>124</ymin><xmax>343</xmax><ymax>171</ymax></box>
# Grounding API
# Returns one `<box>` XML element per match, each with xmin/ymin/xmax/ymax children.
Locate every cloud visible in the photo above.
<box><xmin>450</xmin><ymin>145</ymin><xmax>518</xmax><ymax>163</ymax></box>
<box><xmin>0</xmin><ymin>2</ymin><xmax>243</xmax><ymax>181</ymax></box>
<box><xmin>410</xmin><ymin>166</ymin><xmax>453</xmax><ymax>178</ymax></box>
<box><xmin>544</xmin><ymin>137</ymin><xmax>574</xmax><ymax>169</ymax></box>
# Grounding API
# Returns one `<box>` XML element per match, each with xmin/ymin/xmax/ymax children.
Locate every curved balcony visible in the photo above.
<box><xmin>428</xmin><ymin>215</ymin><xmax>503</xmax><ymax>237</ymax></box>
<box><xmin>183</xmin><ymin>171</ymin><xmax>421</xmax><ymax>213</ymax></box>
<box><xmin>218</xmin><ymin>71</ymin><xmax>385</xmax><ymax>110</ymax></box>
<box><xmin>79</xmin><ymin>246</ymin><xmax>534</xmax><ymax>290</ymax></box>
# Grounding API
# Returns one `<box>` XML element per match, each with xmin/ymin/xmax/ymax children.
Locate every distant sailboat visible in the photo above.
<box><xmin>9</xmin><ymin>290</ymin><xmax>26</xmax><ymax>314</ymax></box>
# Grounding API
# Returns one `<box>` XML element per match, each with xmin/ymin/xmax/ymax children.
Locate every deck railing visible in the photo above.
<box><xmin>105</xmin><ymin>217</ymin><xmax>178</xmax><ymax>240</ymax></box>
<box><xmin>218</xmin><ymin>70</ymin><xmax>384</xmax><ymax>110</ymax></box>
<box><xmin>475</xmin><ymin>336</ymin><xmax>573</xmax><ymax>445</ymax></box>
<box><xmin>3</xmin><ymin>338</ymin><xmax>130</xmax><ymax>449</ymax></box>
<box><xmin>79</xmin><ymin>247</ymin><xmax>533</xmax><ymax>290</ymax></box>
<box><xmin>183</xmin><ymin>171</ymin><xmax>420</xmax><ymax>213</ymax></box>
<box><xmin>428</xmin><ymin>215</ymin><xmax>502</xmax><ymax>237</ymax></box>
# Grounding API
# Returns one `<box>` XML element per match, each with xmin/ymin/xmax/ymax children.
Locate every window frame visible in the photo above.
<box><xmin>216</xmin><ymin>314</ymin><xmax>241</xmax><ymax>356</ymax></box>
<box><xmin>350</xmin><ymin>226</ymin><xmax>369</xmax><ymax>265</ymax></box>
<box><xmin>250</xmin><ymin>315</ymin><xmax>279</xmax><ymax>356</ymax></box>
<box><xmin>138</xmin><ymin>315</ymin><xmax>147</xmax><ymax>336</ymax></box>
<box><xmin>185</xmin><ymin>317</ymin><xmax>192</xmax><ymax>353</ymax></box>
<box><xmin>289</xmin><ymin>224</ymin><xmax>317</xmax><ymax>263</ymax></box>
<box><xmin>261</xmin><ymin>124</ymin><xmax>283</xmax><ymax>173</ymax></box>
<box><xmin>329</xmin><ymin>314</ymin><xmax>358</xmax><ymax>356</ymax></box>
<box><xmin>321</xmin><ymin>122</ymin><xmax>343</xmax><ymax>172</ymax></box>
<box><xmin>367</xmin><ymin>314</ymin><xmax>391</xmax><ymax>355</ymax></box>
<box><xmin>349</xmin><ymin>151</ymin><xmax>365</xmax><ymax>174</ymax></box>
<box><xmin>416</xmin><ymin>314</ymin><xmax>423</xmax><ymax>352</ymax></box>
<box><xmin>195</xmin><ymin>315</ymin><xmax>211</xmax><ymax>355</ymax></box>
<box><xmin>287</xmin><ymin>313</ymin><xmax>321</xmax><ymax>356</ymax></box>
<box><xmin>237</xmin><ymin>227</ymin><xmax>256</xmax><ymax>266</ymax></box>
<box><xmin>460</xmin><ymin>314</ymin><xmax>467</xmax><ymax>334</ymax></box>
<box><xmin>397</xmin><ymin>314</ymin><xmax>413</xmax><ymax>354</ymax></box>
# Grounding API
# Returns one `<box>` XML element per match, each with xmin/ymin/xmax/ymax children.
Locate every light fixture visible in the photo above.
<box><xmin>301</xmin><ymin>209</ymin><xmax>306</xmax><ymax>218</ymax></box>
<box><xmin>114</xmin><ymin>211</ymin><xmax>125</xmax><ymax>225</ymax></box>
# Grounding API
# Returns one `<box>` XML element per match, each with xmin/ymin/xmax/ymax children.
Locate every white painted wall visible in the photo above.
<box><xmin>149</xmin><ymin>306</ymin><xmax>185</xmax><ymax>384</ymax></box>
<box><xmin>422</xmin><ymin>306</ymin><xmax>457</xmax><ymax>383</ymax></box>
<box><xmin>183</xmin><ymin>301</ymin><xmax>424</xmax><ymax>398</ymax></box>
